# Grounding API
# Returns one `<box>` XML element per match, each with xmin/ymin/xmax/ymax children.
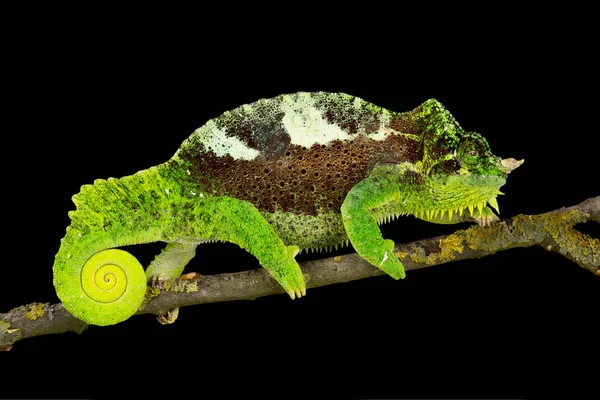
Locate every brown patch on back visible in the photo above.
<box><xmin>214</xmin><ymin>109</ymin><xmax>290</xmax><ymax>160</ymax></box>
<box><xmin>178</xmin><ymin>134</ymin><xmax>422</xmax><ymax>215</ymax></box>
<box><xmin>316</xmin><ymin>94</ymin><xmax>382</xmax><ymax>136</ymax></box>
<box><xmin>389</xmin><ymin>108</ymin><xmax>424</xmax><ymax>138</ymax></box>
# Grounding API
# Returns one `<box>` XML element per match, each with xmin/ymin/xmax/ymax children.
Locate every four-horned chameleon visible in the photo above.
<box><xmin>53</xmin><ymin>92</ymin><xmax>523</xmax><ymax>326</ymax></box>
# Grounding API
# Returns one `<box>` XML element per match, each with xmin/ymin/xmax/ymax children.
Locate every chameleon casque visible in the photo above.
<box><xmin>53</xmin><ymin>92</ymin><xmax>523</xmax><ymax>326</ymax></box>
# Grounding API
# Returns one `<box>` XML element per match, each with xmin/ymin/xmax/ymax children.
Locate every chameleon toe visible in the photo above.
<box><xmin>156</xmin><ymin>307</ymin><xmax>180</xmax><ymax>325</ymax></box>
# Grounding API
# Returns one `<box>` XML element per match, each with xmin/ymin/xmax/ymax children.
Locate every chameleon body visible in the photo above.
<box><xmin>53</xmin><ymin>92</ymin><xmax>522</xmax><ymax>326</ymax></box>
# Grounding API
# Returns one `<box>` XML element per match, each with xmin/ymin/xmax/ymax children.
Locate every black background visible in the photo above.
<box><xmin>2</xmin><ymin>8</ymin><xmax>599</xmax><ymax>400</ymax></box>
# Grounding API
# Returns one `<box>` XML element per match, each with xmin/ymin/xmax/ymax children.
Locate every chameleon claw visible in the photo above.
<box><xmin>149</xmin><ymin>274</ymin><xmax>166</xmax><ymax>289</ymax></box>
<box><xmin>286</xmin><ymin>287</ymin><xmax>306</xmax><ymax>299</ymax></box>
<box><xmin>278</xmin><ymin>245</ymin><xmax>306</xmax><ymax>300</ymax></box>
<box><xmin>474</xmin><ymin>214</ymin><xmax>498</xmax><ymax>227</ymax></box>
<box><xmin>156</xmin><ymin>307</ymin><xmax>179</xmax><ymax>325</ymax></box>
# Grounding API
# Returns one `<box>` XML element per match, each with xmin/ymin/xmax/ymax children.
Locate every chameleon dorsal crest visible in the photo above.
<box><xmin>53</xmin><ymin>92</ymin><xmax>522</xmax><ymax>325</ymax></box>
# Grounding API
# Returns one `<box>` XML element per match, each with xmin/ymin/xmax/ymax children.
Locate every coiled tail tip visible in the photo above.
<box><xmin>54</xmin><ymin>249</ymin><xmax>147</xmax><ymax>326</ymax></box>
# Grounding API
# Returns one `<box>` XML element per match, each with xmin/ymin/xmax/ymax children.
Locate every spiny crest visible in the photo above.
<box><xmin>375</xmin><ymin>212</ymin><xmax>406</xmax><ymax>225</ymax></box>
<box><xmin>410</xmin><ymin>191</ymin><xmax>502</xmax><ymax>222</ymax></box>
<box><xmin>67</xmin><ymin>166</ymin><xmax>172</xmax><ymax>230</ymax></box>
<box><xmin>299</xmin><ymin>239</ymin><xmax>351</xmax><ymax>254</ymax></box>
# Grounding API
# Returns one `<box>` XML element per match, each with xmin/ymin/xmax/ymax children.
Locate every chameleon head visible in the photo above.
<box><xmin>412</xmin><ymin>101</ymin><xmax>524</xmax><ymax>221</ymax></box>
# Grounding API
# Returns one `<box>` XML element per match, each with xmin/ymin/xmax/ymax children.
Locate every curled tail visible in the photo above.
<box><xmin>53</xmin><ymin>234</ymin><xmax>148</xmax><ymax>326</ymax></box>
<box><xmin>53</xmin><ymin>166</ymin><xmax>171</xmax><ymax>326</ymax></box>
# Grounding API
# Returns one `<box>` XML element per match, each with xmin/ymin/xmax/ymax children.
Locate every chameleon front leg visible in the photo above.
<box><xmin>341</xmin><ymin>173</ymin><xmax>406</xmax><ymax>279</ymax></box>
<box><xmin>145</xmin><ymin>242</ymin><xmax>197</xmax><ymax>324</ymax></box>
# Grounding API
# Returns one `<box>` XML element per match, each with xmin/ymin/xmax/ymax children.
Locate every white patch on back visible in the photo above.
<box><xmin>370</xmin><ymin>110</ymin><xmax>393</xmax><ymax>141</ymax></box>
<box><xmin>280</xmin><ymin>93</ymin><xmax>352</xmax><ymax>147</ymax></box>
<box><xmin>193</xmin><ymin>120</ymin><xmax>260</xmax><ymax>161</ymax></box>
<box><xmin>178</xmin><ymin>92</ymin><xmax>411</xmax><ymax>160</ymax></box>
<box><xmin>279</xmin><ymin>92</ymin><xmax>397</xmax><ymax>147</ymax></box>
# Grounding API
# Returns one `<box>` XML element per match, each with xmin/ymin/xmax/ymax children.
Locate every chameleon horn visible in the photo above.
<box><xmin>501</xmin><ymin>158</ymin><xmax>524</xmax><ymax>173</ymax></box>
<box><xmin>66</xmin><ymin>249</ymin><xmax>147</xmax><ymax>326</ymax></box>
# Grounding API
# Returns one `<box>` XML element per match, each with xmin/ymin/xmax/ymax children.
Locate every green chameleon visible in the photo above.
<box><xmin>53</xmin><ymin>92</ymin><xmax>523</xmax><ymax>326</ymax></box>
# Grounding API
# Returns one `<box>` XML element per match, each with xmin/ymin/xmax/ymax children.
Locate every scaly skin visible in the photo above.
<box><xmin>53</xmin><ymin>92</ymin><xmax>522</xmax><ymax>326</ymax></box>
<box><xmin>53</xmin><ymin>166</ymin><xmax>305</xmax><ymax>325</ymax></box>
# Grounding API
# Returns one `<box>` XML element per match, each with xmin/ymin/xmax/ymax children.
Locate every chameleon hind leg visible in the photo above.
<box><xmin>145</xmin><ymin>242</ymin><xmax>197</xmax><ymax>324</ymax></box>
<box><xmin>341</xmin><ymin>172</ymin><xmax>406</xmax><ymax>279</ymax></box>
<box><xmin>166</xmin><ymin>195</ymin><xmax>306</xmax><ymax>299</ymax></box>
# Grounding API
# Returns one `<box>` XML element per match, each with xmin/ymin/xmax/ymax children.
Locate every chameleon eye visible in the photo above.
<box><xmin>458</xmin><ymin>138</ymin><xmax>484</xmax><ymax>166</ymax></box>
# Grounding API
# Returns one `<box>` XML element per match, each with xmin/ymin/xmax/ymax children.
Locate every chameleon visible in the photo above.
<box><xmin>53</xmin><ymin>92</ymin><xmax>523</xmax><ymax>326</ymax></box>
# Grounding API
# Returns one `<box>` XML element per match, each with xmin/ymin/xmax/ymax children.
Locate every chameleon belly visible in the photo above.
<box><xmin>263</xmin><ymin>210</ymin><xmax>349</xmax><ymax>253</ymax></box>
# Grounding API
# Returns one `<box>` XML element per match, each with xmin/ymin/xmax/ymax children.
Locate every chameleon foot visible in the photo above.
<box><xmin>156</xmin><ymin>307</ymin><xmax>179</xmax><ymax>325</ymax></box>
<box><xmin>469</xmin><ymin>207</ymin><xmax>500</xmax><ymax>227</ymax></box>
<box><xmin>149</xmin><ymin>274</ymin><xmax>165</xmax><ymax>289</ymax></box>
<box><xmin>149</xmin><ymin>274</ymin><xmax>181</xmax><ymax>324</ymax></box>
<box><xmin>271</xmin><ymin>245</ymin><xmax>306</xmax><ymax>300</ymax></box>
<box><xmin>282</xmin><ymin>265</ymin><xmax>306</xmax><ymax>299</ymax></box>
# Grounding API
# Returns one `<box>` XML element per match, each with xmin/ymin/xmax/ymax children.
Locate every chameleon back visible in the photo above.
<box><xmin>170</xmin><ymin>92</ymin><xmax>427</xmax><ymax>216</ymax></box>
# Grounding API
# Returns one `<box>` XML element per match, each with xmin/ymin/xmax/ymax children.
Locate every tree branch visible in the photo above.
<box><xmin>2</xmin><ymin>197</ymin><xmax>598</xmax><ymax>349</ymax></box>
